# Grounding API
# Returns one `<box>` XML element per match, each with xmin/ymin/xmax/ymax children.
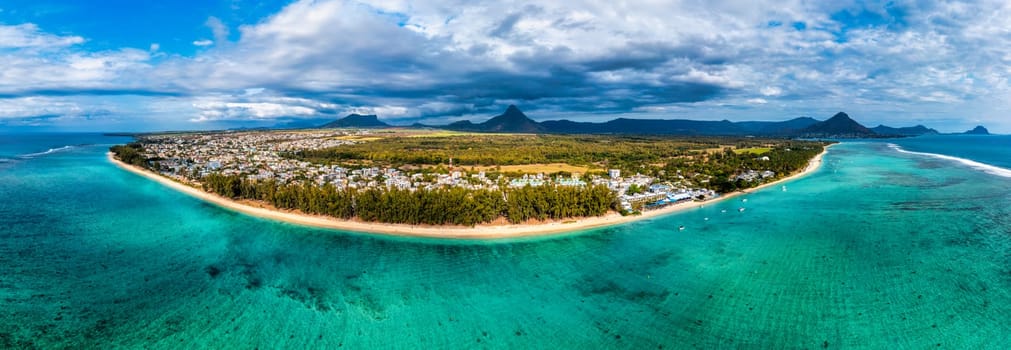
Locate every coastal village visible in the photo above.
<box><xmin>136</xmin><ymin>129</ymin><xmax>717</xmax><ymax>213</ymax></box>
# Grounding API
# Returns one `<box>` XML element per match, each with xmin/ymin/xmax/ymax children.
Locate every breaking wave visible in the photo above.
<box><xmin>18</xmin><ymin>145</ymin><xmax>75</xmax><ymax>158</ymax></box>
<box><xmin>888</xmin><ymin>143</ymin><xmax>1011</xmax><ymax>179</ymax></box>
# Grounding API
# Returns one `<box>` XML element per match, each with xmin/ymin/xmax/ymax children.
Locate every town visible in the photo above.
<box><xmin>133</xmin><ymin>129</ymin><xmax>721</xmax><ymax>213</ymax></box>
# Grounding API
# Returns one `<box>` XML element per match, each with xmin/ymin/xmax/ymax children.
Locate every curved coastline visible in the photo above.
<box><xmin>107</xmin><ymin>144</ymin><xmax>832</xmax><ymax>239</ymax></box>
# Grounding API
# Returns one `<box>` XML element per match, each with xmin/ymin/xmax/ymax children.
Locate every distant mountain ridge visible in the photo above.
<box><xmin>441</xmin><ymin>107</ymin><xmax>929</xmax><ymax>138</ymax></box>
<box><xmin>317</xmin><ymin>105</ymin><xmax>962</xmax><ymax>138</ymax></box>
<box><xmin>870</xmin><ymin>124</ymin><xmax>939</xmax><ymax>136</ymax></box>
<box><xmin>963</xmin><ymin>125</ymin><xmax>990</xmax><ymax>135</ymax></box>
<box><xmin>320</xmin><ymin>114</ymin><xmax>389</xmax><ymax>128</ymax></box>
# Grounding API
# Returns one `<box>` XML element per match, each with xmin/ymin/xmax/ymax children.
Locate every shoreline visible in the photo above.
<box><xmin>107</xmin><ymin>144</ymin><xmax>832</xmax><ymax>239</ymax></box>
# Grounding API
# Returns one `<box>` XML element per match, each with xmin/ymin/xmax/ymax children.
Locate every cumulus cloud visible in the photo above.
<box><xmin>0</xmin><ymin>37</ymin><xmax>155</xmax><ymax>96</ymax></box>
<box><xmin>191</xmin><ymin>101</ymin><xmax>316</xmax><ymax>122</ymax></box>
<box><xmin>0</xmin><ymin>97</ymin><xmax>82</xmax><ymax>119</ymax></box>
<box><xmin>3</xmin><ymin>0</ymin><xmax>1011</xmax><ymax>132</ymax></box>
<box><xmin>185</xmin><ymin>90</ymin><xmax>345</xmax><ymax>122</ymax></box>
<box><xmin>0</xmin><ymin>23</ymin><xmax>84</xmax><ymax>49</ymax></box>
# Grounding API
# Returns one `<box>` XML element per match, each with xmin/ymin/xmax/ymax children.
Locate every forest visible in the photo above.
<box><xmin>109</xmin><ymin>143</ymin><xmax>148</xmax><ymax>167</ymax></box>
<box><xmin>199</xmin><ymin>174</ymin><xmax>617</xmax><ymax>226</ymax></box>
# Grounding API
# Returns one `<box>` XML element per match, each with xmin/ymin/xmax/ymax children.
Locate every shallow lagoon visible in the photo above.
<box><xmin>1</xmin><ymin>135</ymin><xmax>1009</xmax><ymax>348</ymax></box>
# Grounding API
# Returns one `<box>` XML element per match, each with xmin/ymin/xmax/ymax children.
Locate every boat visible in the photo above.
<box><xmin>721</xmin><ymin>209</ymin><xmax>727</xmax><ymax>213</ymax></box>
<box><xmin>679</xmin><ymin>225</ymin><xmax>685</xmax><ymax>231</ymax></box>
<box><xmin>704</xmin><ymin>217</ymin><xmax>709</xmax><ymax>221</ymax></box>
<box><xmin>742</xmin><ymin>198</ymin><xmax>748</xmax><ymax>203</ymax></box>
<box><xmin>738</xmin><ymin>207</ymin><xmax>745</xmax><ymax>212</ymax></box>
<box><xmin>781</xmin><ymin>185</ymin><xmax>787</xmax><ymax>192</ymax></box>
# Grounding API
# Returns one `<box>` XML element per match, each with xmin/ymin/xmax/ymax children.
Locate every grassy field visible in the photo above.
<box><xmin>406</xmin><ymin>130</ymin><xmax>521</xmax><ymax>138</ymax></box>
<box><xmin>469</xmin><ymin>163</ymin><xmax>592</xmax><ymax>174</ymax></box>
<box><xmin>734</xmin><ymin>147</ymin><xmax>772</xmax><ymax>155</ymax></box>
<box><xmin>287</xmin><ymin>131</ymin><xmax>828</xmax><ymax>194</ymax></box>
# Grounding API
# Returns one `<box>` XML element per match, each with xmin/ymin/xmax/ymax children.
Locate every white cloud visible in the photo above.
<box><xmin>0</xmin><ymin>97</ymin><xmax>82</xmax><ymax>119</ymax></box>
<box><xmin>191</xmin><ymin>101</ymin><xmax>317</xmax><ymax>122</ymax></box>
<box><xmin>4</xmin><ymin>0</ymin><xmax>1011</xmax><ymax>132</ymax></box>
<box><xmin>150</xmin><ymin>43</ymin><xmax>160</xmax><ymax>52</ymax></box>
<box><xmin>344</xmin><ymin>105</ymin><xmax>409</xmax><ymax>117</ymax></box>
<box><xmin>0</xmin><ymin>23</ymin><xmax>84</xmax><ymax>49</ymax></box>
<box><xmin>0</xmin><ymin>46</ymin><xmax>152</xmax><ymax>94</ymax></box>
<box><xmin>760</xmin><ymin>86</ymin><xmax>783</xmax><ymax>96</ymax></box>
<box><xmin>205</xmin><ymin>16</ymin><xmax>230</xmax><ymax>44</ymax></box>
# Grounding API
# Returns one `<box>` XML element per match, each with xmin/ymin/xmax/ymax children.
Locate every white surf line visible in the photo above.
<box><xmin>18</xmin><ymin>145</ymin><xmax>75</xmax><ymax>158</ymax></box>
<box><xmin>887</xmin><ymin>143</ymin><xmax>1011</xmax><ymax>179</ymax></box>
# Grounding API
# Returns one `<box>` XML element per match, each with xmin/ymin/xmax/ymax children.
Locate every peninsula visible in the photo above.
<box><xmin>109</xmin><ymin>128</ymin><xmax>830</xmax><ymax>239</ymax></box>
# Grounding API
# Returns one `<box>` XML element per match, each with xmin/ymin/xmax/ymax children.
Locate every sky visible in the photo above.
<box><xmin>1</xmin><ymin>0</ymin><xmax>1009</xmax><ymax>133</ymax></box>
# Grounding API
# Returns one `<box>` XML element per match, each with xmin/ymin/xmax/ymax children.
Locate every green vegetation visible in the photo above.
<box><xmin>113</xmin><ymin>132</ymin><xmax>828</xmax><ymax>227</ymax></box>
<box><xmin>626</xmin><ymin>183</ymin><xmax>646</xmax><ymax>195</ymax></box>
<box><xmin>734</xmin><ymin>147</ymin><xmax>772</xmax><ymax>155</ymax></box>
<box><xmin>109</xmin><ymin>143</ymin><xmax>148</xmax><ymax>167</ymax></box>
<box><xmin>201</xmin><ymin>174</ymin><xmax>617</xmax><ymax>226</ymax></box>
<box><xmin>288</xmin><ymin>134</ymin><xmax>715</xmax><ymax>168</ymax></box>
<box><xmin>288</xmin><ymin>134</ymin><xmax>829</xmax><ymax>193</ymax></box>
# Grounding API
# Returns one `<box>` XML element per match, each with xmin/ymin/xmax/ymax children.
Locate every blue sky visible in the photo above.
<box><xmin>1</xmin><ymin>0</ymin><xmax>1008</xmax><ymax>132</ymax></box>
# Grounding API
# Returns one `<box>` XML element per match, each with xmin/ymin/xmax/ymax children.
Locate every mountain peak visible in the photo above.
<box><xmin>799</xmin><ymin>112</ymin><xmax>875</xmax><ymax>138</ymax></box>
<box><xmin>480</xmin><ymin>105</ymin><xmax>544</xmax><ymax>133</ymax></box>
<box><xmin>828</xmin><ymin>112</ymin><xmax>851</xmax><ymax>121</ymax></box>
<box><xmin>964</xmin><ymin>125</ymin><xmax>990</xmax><ymax>135</ymax></box>
<box><xmin>497</xmin><ymin>105</ymin><xmax>532</xmax><ymax>122</ymax></box>
<box><xmin>320</xmin><ymin>113</ymin><xmax>389</xmax><ymax>128</ymax></box>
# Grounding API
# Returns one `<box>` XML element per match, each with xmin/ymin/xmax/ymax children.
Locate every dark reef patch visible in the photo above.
<box><xmin>204</xmin><ymin>265</ymin><xmax>222</xmax><ymax>278</ymax></box>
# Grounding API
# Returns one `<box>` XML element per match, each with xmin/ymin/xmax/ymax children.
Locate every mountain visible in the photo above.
<box><xmin>870</xmin><ymin>124</ymin><xmax>939</xmax><ymax>136</ymax></box>
<box><xmin>446</xmin><ymin>105</ymin><xmax>545</xmax><ymax>133</ymax></box>
<box><xmin>963</xmin><ymin>125</ymin><xmax>990</xmax><ymax>135</ymax></box>
<box><xmin>320</xmin><ymin>114</ymin><xmax>390</xmax><ymax>128</ymax></box>
<box><xmin>796</xmin><ymin>112</ymin><xmax>876</xmax><ymax>138</ymax></box>
<box><xmin>276</xmin><ymin>117</ymin><xmax>339</xmax><ymax>129</ymax></box>
<box><xmin>540</xmin><ymin>118</ymin><xmax>739</xmax><ymax>135</ymax></box>
<box><xmin>538</xmin><ymin>116</ymin><xmax>819</xmax><ymax>135</ymax></box>
<box><xmin>735</xmin><ymin>117</ymin><xmax>820</xmax><ymax>135</ymax></box>
<box><xmin>430</xmin><ymin>108</ymin><xmax>921</xmax><ymax>138</ymax></box>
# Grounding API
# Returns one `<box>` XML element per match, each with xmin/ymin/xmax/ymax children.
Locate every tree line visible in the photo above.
<box><xmin>201</xmin><ymin>174</ymin><xmax>618</xmax><ymax>226</ymax></box>
<box><xmin>109</xmin><ymin>143</ymin><xmax>148</xmax><ymax>167</ymax></box>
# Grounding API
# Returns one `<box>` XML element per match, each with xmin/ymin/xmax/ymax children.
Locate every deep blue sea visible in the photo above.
<box><xmin>1</xmin><ymin>132</ymin><xmax>1009</xmax><ymax>348</ymax></box>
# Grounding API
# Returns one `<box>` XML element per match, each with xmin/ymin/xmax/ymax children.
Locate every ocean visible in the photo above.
<box><xmin>1</xmin><ymin>132</ymin><xmax>1009</xmax><ymax>348</ymax></box>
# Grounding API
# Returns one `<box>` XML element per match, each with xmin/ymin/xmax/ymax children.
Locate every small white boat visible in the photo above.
<box><xmin>721</xmin><ymin>209</ymin><xmax>727</xmax><ymax>213</ymax></box>
<box><xmin>704</xmin><ymin>217</ymin><xmax>709</xmax><ymax>221</ymax></box>
<box><xmin>781</xmin><ymin>186</ymin><xmax>787</xmax><ymax>192</ymax></box>
<box><xmin>738</xmin><ymin>207</ymin><xmax>746</xmax><ymax>212</ymax></box>
<box><xmin>679</xmin><ymin>225</ymin><xmax>685</xmax><ymax>231</ymax></box>
<box><xmin>742</xmin><ymin>198</ymin><xmax>748</xmax><ymax>203</ymax></box>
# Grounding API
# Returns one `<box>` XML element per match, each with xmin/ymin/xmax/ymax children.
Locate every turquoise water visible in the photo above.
<box><xmin>891</xmin><ymin>134</ymin><xmax>1011</xmax><ymax>168</ymax></box>
<box><xmin>1</xmin><ymin>133</ymin><xmax>1009</xmax><ymax>348</ymax></box>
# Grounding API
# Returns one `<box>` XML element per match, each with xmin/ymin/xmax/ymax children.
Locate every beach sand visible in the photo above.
<box><xmin>107</xmin><ymin>144</ymin><xmax>831</xmax><ymax>239</ymax></box>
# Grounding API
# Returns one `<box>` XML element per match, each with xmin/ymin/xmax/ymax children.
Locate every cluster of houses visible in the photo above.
<box><xmin>735</xmin><ymin>169</ymin><xmax>777</xmax><ymax>182</ymax></box>
<box><xmin>137</xmin><ymin>130</ymin><xmax>721</xmax><ymax>213</ymax></box>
